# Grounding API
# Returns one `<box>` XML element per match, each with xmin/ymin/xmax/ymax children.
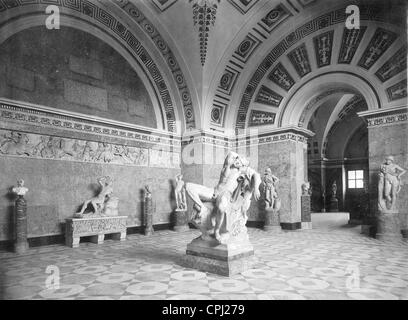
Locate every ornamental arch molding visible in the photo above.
<box><xmin>0</xmin><ymin>1</ymin><xmax>198</xmax><ymax>133</ymax></box>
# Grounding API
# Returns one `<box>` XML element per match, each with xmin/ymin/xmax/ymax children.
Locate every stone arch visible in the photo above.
<box><xmin>279</xmin><ymin>72</ymin><xmax>379</xmax><ymax>127</ymax></box>
<box><xmin>204</xmin><ymin>1</ymin><xmax>405</xmax><ymax>132</ymax></box>
<box><xmin>0</xmin><ymin>2</ymin><xmax>190</xmax><ymax>133</ymax></box>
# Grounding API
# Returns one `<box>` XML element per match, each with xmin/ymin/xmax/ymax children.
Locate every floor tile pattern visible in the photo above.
<box><xmin>0</xmin><ymin>227</ymin><xmax>407</xmax><ymax>300</ymax></box>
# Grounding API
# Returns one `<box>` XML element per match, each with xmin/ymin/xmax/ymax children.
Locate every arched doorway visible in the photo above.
<box><xmin>306</xmin><ymin>92</ymin><xmax>369</xmax><ymax>224</ymax></box>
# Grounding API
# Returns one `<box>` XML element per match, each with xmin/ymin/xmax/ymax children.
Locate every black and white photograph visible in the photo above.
<box><xmin>0</xmin><ymin>0</ymin><xmax>407</xmax><ymax>307</ymax></box>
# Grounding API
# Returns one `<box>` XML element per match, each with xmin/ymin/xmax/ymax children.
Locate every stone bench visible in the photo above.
<box><xmin>65</xmin><ymin>216</ymin><xmax>127</xmax><ymax>248</ymax></box>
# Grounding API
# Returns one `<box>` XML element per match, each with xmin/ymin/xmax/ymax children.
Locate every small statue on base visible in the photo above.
<box><xmin>175</xmin><ymin>174</ymin><xmax>187</xmax><ymax>211</ymax></box>
<box><xmin>329</xmin><ymin>181</ymin><xmax>339</xmax><ymax>212</ymax></box>
<box><xmin>74</xmin><ymin>176</ymin><xmax>118</xmax><ymax>218</ymax></box>
<box><xmin>262</xmin><ymin>168</ymin><xmax>281</xmax><ymax>231</ymax></box>
<box><xmin>301</xmin><ymin>181</ymin><xmax>311</xmax><ymax>196</ymax></box>
<box><xmin>12</xmin><ymin>179</ymin><xmax>29</xmax><ymax>253</ymax></box>
<box><xmin>144</xmin><ymin>185</ymin><xmax>154</xmax><ymax>236</ymax></box>
<box><xmin>174</xmin><ymin>174</ymin><xmax>189</xmax><ymax>232</ymax></box>
<box><xmin>13</xmin><ymin>179</ymin><xmax>29</xmax><ymax>196</ymax></box>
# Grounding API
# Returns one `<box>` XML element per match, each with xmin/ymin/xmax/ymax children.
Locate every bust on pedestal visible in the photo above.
<box><xmin>12</xmin><ymin>179</ymin><xmax>29</xmax><ymax>254</ymax></box>
<box><xmin>144</xmin><ymin>185</ymin><xmax>154</xmax><ymax>236</ymax></box>
<box><xmin>173</xmin><ymin>174</ymin><xmax>189</xmax><ymax>232</ymax></box>
<box><xmin>329</xmin><ymin>181</ymin><xmax>339</xmax><ymax>212</ymax></box>
<box><xmin>181</xmin><ymin>151</ymin><xmax>261</xmax><ymax>276</ymax></box>
<box><xmin>261</xmin><ymin>168</ymin><xmax>282</xmax><ymax>232</ymax></box>
<box><xmin>376</xmin><ymin>156</ymin><xmax>406</xmax><ymax>242</ymax></box>
<box><xmin>301</xmin><ymin>181</ymin><xmax>312</xmax><ymax>229</ymax></box>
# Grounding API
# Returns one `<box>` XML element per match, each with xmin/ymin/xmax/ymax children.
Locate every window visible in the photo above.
<box><xmin>348</xmin><ymin>170</ymin><xmax>364</xmax><ymax>189</ymax></box>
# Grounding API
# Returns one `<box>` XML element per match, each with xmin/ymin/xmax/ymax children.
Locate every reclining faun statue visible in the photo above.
<box><xmin>185</xmin><ymin>151</ymin><xmax>261</xmax><ymax>244</ymax></box>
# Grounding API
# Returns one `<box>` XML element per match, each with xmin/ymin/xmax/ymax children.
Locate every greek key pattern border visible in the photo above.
<box><xmin>0</xmin><ymin>102</ymin><xmax>181</xmax><ymax>150</ymax></box>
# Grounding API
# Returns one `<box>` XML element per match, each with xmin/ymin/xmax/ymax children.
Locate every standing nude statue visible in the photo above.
<box><xmin>76</xmin><ymin>176</ymin><xmax>113</xmax><ymax>216</ymax></box>
<box><xmin>262</xmin><ymin>168</ymin><xmax>280</xmax><ymax>210</ymax></box>
<box><xmin>175</xmin><ymin>174</ymin><xmax>187</xmax><ymax>210</ymax></box>
<box><xmin>378</xmin><ymin>156</ymin><xmax>406</xmax><ymax>211</ymax></box>
<box><xmin>185</xmin><ymin>151</ymin><xmax>261</xmax><ymax>243</ymax></box>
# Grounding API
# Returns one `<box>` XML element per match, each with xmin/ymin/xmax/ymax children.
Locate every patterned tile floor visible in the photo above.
<box><xmin>0</xmin><ymin>226</ymin><xmax>407</xmax><ymax>300</ymax></box>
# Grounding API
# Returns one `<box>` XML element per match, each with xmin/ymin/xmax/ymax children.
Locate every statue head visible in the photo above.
<box><xmin>265</xmin><ymin>168</ymin><xmax>272</xmax><ymax>175</ymax></box>
<box><xmin>176</xmin><ymin>174</ymin><xmax>183</xmax><ymax>181</ymax></box>
<box><xmin>385</xmin><ymin>155</ymin><xmax>394</xmax><ymax>164</ymax></box>
<box><xmin>17</xmin><ymin>179</ymin><xmax>24</xmax><ymax>187</ymax></box>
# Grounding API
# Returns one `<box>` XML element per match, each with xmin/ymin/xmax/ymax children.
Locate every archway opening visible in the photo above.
<box><xmin>306</xmin><ymin>90</ymin><xmax>369</xmax><ymax>225</ymax></box>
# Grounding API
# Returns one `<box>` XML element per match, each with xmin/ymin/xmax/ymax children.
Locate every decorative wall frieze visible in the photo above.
<box><xmin>0</xmin><ymin>128</ymin><xmax>181</xmax><ymax>169</ymax></box>
<box><xmin>358</xmin><ymin>106</ymin><xmax>408</xmax><ymax>128</ymax></box>
<box><xmin>0</xmin><ymin>100</ymin><xmax>181</xmax><ymax>151</ymax></box>
<box><xmin>181</xmin><ymin>127</ymin><xmax>312</xmax><ymax>148</ymax></box>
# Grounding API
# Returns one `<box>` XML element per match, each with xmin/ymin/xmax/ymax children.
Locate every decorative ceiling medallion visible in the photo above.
<box><xmin>258</xmin><ymin>4</ymin><xmax>292</xmax><ymax>33</ymax></box>
<box><xmin>151</xmin><ymin>0</ymin><xmax>178</xmax><ymax>12</ymax></box>
<box><xmin>190</xmin><ymin>0</ymin><xmax>220</xmax><ymax>66</ymax></box>
<box><xmin>227</xmin><ymin>0</ymin><xmax>260</xmax><ymax>14</ymax></box>
<box><xmin>249</xmin><ymin>110</ymin><xmax>276</xmax><ymax>126</ymax></box>
<box><xmin>211</xmin><ymin>103</ymin><xmax>226</xmax><ymax>126</ymax></box>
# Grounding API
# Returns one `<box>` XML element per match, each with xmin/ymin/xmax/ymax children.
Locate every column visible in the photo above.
<box><xmin>358</xmin><ymin>107</ymin><xmax>408</xmax><ymax>240</ymax></box>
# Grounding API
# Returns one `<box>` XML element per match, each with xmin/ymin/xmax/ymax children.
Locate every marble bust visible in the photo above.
<box><xmin>12</xmin><ymin>179</ymin><xmax>28</xmax><ymax>196</ymax></box>
<box><xmin>301</xmin><ymin>181</ymin><xmax>311</xmax><ymax>196</ymax></box>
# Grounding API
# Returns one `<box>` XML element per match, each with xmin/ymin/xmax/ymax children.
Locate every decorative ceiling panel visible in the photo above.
<box><xmin>227</xmin><ymin>0</ymin><xmax>260</xmax><ymax>14</ymax></box>
<box><xmin>151</xmin><ymin>0</ymin><xmax>178</xmax><ymax>12</ymax></box>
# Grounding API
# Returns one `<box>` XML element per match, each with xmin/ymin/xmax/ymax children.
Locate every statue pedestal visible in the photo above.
<box><xmin>65</xmin><ymin>216</ymin><xmax>127</xmax><ymax>248</ymax></box>
<box><xmin>15</xmin><ymin>196</ymin><xmax>29</xmax><ymax>254</ymax></box>
<box><xmin>301</xmin><ymin>195</ymin><xmax>312</xmax><ymax>230</ymax></box>
<box><xmin>329</xmin><ymin>198</ymin><xmax>339</xmax><ymax>212</ymax></box>
<box><xmin>180</xmin><ymin>236</ymin><xmax>254</xmax><ymax>276</ymax></box>
<box><xmin>376</xmin><ymin>209</ymin><xmax>402</xmax><ymax>242</ymax></box>
<box><xmin>264</xmin><ymin>208</ymin><xmax>281</xmax><ymax>232</ymax></box>
<box><xmin>173</xmin><ymin>209</ymin><xmax>189</xmax><ymax>232</ymax></box>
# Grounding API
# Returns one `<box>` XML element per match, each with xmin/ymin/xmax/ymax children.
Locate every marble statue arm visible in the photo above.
<box><xmin>245</xmin><ymin>167</ymin><xmax>261</xmax><ymax>201</ymax></box>
<box><xmin>396</xmin><ymin>165</ymin><xmax>407</xmax><ymax>179</ymax></box>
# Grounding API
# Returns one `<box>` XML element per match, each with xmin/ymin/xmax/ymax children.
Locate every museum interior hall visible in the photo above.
<box><xmin>0</xmin><ymin>0</ymin><xmax>407</xmax><ymax>300</ymax></box>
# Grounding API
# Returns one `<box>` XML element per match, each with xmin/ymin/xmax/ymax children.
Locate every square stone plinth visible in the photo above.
<box><xmin>179</xmin><ymin>237</ymin><xmax>255</xmax><ymax>276</ymax></box>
